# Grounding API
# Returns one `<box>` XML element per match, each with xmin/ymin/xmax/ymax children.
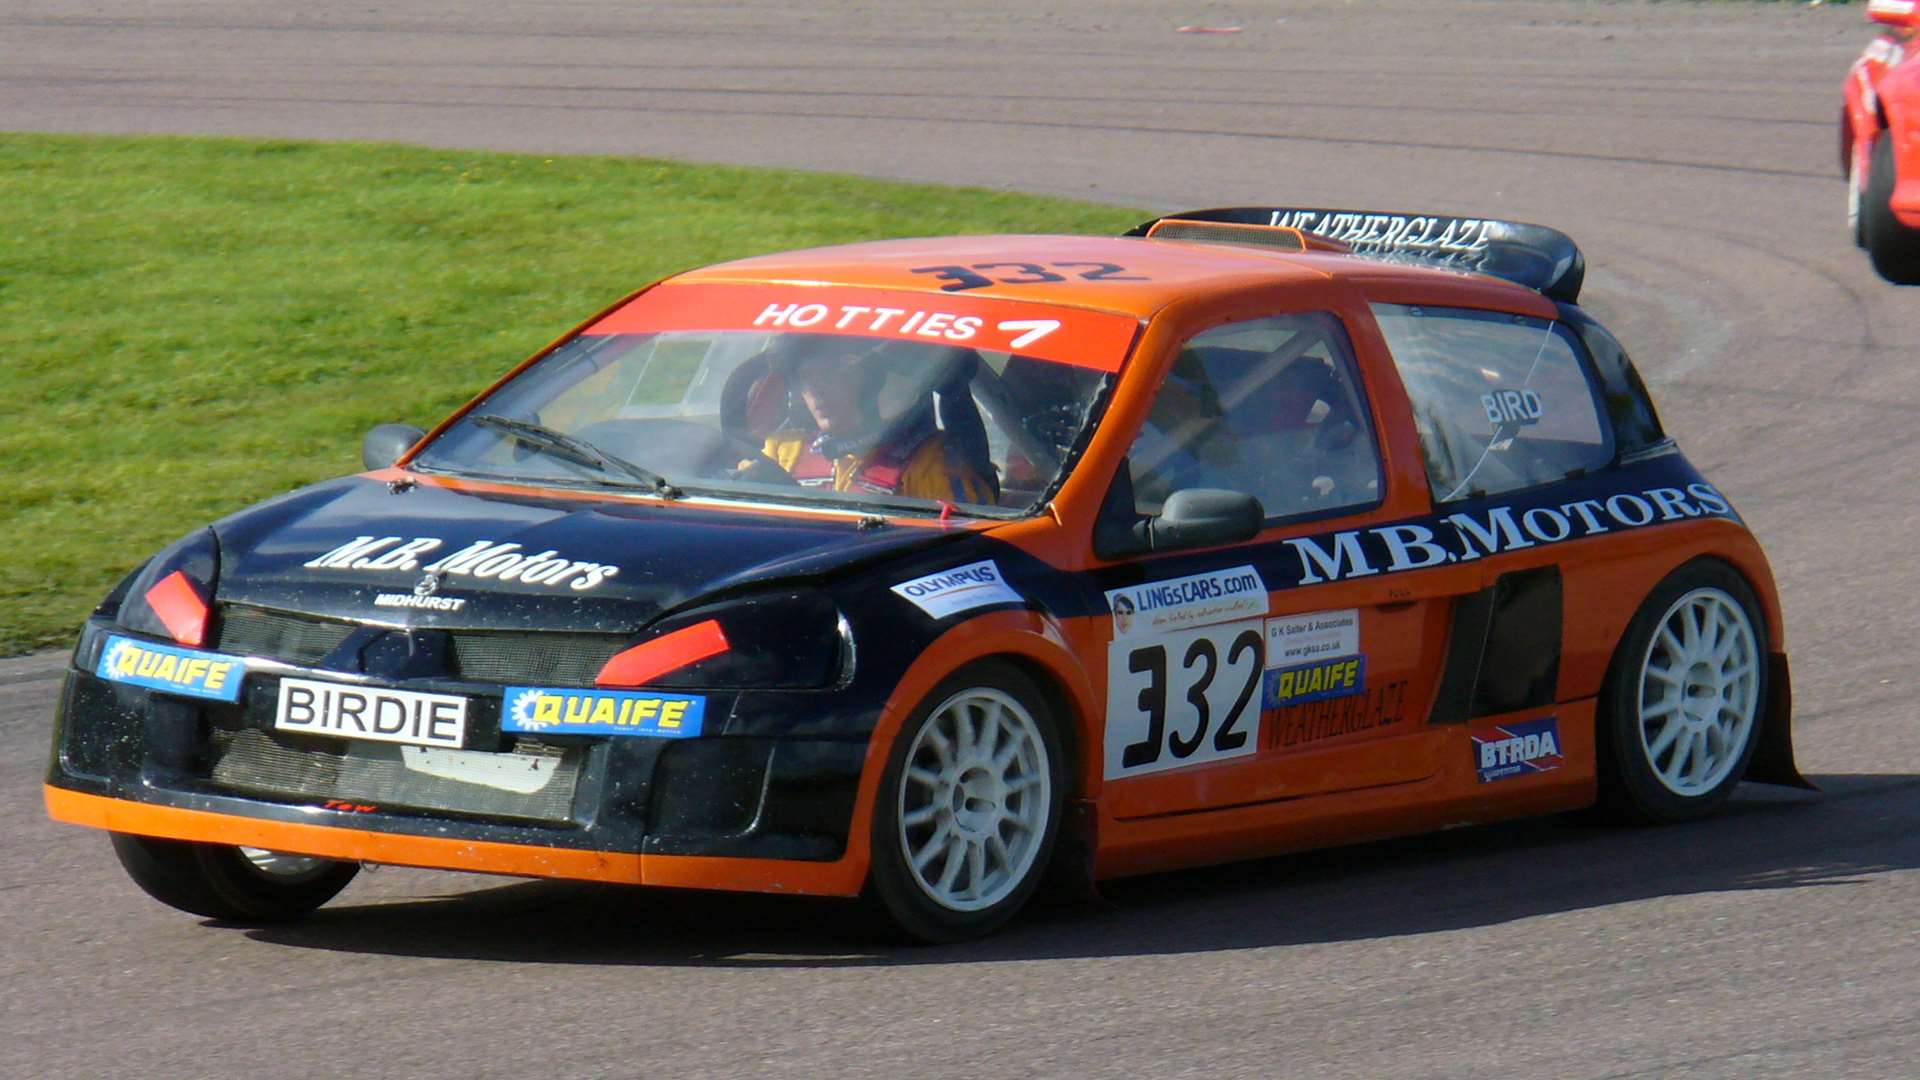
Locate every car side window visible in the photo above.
<box><xmin>1370</xmin><ymin>304</ymin><xmax>1613</xmax><ymax>502</ymax></box>
<box><xmin>1123</xmin><ymin>313</ymin><xmax>1382</xmax><ymax>521</ymax></box>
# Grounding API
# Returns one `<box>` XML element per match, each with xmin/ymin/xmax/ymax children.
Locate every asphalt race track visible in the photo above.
<box><xmin>3</xmin><ymin>3</ymin><xmax>1917</xmax><ymax>1077</ymax></box>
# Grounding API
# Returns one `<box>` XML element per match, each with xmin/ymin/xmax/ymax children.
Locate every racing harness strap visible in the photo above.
<box><xmin>788</xmin><ymin>428</ymin><xmax>936</xmax><ymax>495</ymax></box>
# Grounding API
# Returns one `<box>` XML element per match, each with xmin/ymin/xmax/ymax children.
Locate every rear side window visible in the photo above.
<box><xmin>1371</xmin><ymin>304</ymin><xmax>1612</xmax><ymax>502</ymax></box>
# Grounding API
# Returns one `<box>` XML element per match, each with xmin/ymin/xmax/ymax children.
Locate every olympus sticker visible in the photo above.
<box><xmin>891</xmin><ymin>560</ymin><xmax>1023</xmax><ymax>619</ymax></box>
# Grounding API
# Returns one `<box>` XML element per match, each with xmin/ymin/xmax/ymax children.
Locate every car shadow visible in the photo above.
<box><xmin>242</xmin><ymin>773</ymin><xmax>1915</xmax><ymax>966</ymax></box>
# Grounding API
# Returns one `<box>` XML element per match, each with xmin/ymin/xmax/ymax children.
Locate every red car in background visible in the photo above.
<box><xmin>1843</xmin><ymin>0</ymin><xmax>1920</xmax><ymax>283</ymax></box>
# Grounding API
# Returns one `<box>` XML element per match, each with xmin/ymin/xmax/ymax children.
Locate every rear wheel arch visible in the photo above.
<box><xmin>1594</xmin><ymin>555</ymin><xmax>1771</xmax><ymax>822</ymax></box>
<box><xmin>1597</xmin><ymin>554</ymin><xmax>1775</xmax><ymax>690</ymax></box>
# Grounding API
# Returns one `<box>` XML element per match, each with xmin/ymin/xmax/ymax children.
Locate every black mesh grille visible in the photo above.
<box><xmin>214</xmin><ymin>606</ymin><xmax>628</xmax><ymax>686</ymax></box>
<box><xmin>216</xmin><ymin>606</ymin><xmax>356</xmax><ymax>665</ymax></box>
<box><xmin>449</xmin><ymin>633</ymin><xmax>626</xmax><ymax>686</ymax></box>
<box><xmin>210</xmin><ymin>728</ymin><xmax>581</xmax><ymax>823</ymax></box>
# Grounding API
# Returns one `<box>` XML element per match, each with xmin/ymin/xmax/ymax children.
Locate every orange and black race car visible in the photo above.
<box><xmin>46</xmin><ymin>206</ymin><xmax>1805</xmax><ymax>942</ymax></box>
<box><xmin>1842</xmin><ymin>0</ymin><xmax>1920</xmax><ymax>282</ymax></box>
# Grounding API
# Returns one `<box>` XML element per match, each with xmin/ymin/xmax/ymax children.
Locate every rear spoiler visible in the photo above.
<box><xmin>1126</xmin><ymin>207</ymin><xmax>1586</xmax><ymax>303</ymax></box>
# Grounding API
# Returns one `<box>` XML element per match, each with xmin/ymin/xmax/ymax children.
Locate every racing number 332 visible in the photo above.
<box><xmin>1106</xmin><ymin>619</ymin><xmax>1265</xmax><ymax>778</ymax></box>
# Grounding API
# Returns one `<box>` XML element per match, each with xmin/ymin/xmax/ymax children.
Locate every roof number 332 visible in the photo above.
<box><xmin>911</xmin><ymin>262</ymin><xmax>1147</xmax><ymax>292</ymax></box>
<box><xmin>1105</xmin><ymin>619</ymin><xmax>1264</xmax><ymax>779</ymax></box>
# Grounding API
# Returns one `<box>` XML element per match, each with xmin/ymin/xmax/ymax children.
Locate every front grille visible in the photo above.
<box><xmin>215</xmin><ymin>605</ymin><xmax>628</xmax><ymax>686</ymax></box>
<box><xmin>449</xmin><ymin>633</ymin><xmax>626</xmax><ymax>686</ymax></box>
<box><xmin>217</xmin><ymin>606</ymin><xmax>356</xmax><ymax>665</ymax></box>
<box><xmin>210</xmin><ymin>728</ymin><xmax>582</xmax><ymax>823</ymax></box>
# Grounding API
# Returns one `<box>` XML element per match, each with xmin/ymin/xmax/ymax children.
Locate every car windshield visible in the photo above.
<box><xmin>410</xmin><ymin>283</ymin><xmax>1137</xmax><ymax>516</ymax></box>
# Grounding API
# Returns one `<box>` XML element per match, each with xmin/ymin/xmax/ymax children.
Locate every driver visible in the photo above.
<box><xmin>753</xmin><ymin>343</ymin><xmax>993</xmax><ymax>504</ymax></box>
<box><xmin>1235</xmin><ymin>355</ymin><xmax>1372</xmax><ymax>501</ymax></box>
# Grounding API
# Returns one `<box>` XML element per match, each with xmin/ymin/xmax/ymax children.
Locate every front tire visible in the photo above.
<box><xmin>1863</xmin><ymin>134</ymin><xmax>1920</xmax><ymax>284</ymax></box>
<box><xmin>1848</xmin><ymin>136</ymin><xmax>1867</xmax><ymax>248</ymax></box>
<box><xmin>867</xmin><ymin>660</ymin><xmax>1064</xmax><ymax>943</ymax></box>
<box><xmin>110</xmin><ymin>833</ymin><xmax>360</xmax><ymax>922</ymax></box>
<box><xmin>1597</xmin><ymin>561</ymin><xmax>1767</xmax><ymax>824</ymax></box>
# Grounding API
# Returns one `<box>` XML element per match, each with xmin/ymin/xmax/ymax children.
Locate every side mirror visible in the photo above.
<box><xmin>1094</xmin><ymin>488</ymin><xmax>1263</xmax><ymax>558</ymax></box>
<box><xmin>1151</xmin><ymin>488</ymin><xmax>1264</xmax><ymax>551</ymax></box>
<box><xmin>362</xmin><ymin>423</ymin><xmax>426</xmax><ymax>470</ymax></box>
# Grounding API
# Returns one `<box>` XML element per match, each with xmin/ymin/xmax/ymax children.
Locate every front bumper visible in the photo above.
<box><xmin>46</xmin><ymin>622</ymin><xmax>873</xmax><ymax>896</ymax></box>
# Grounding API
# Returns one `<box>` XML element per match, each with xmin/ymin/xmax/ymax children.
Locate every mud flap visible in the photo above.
<box><xmin>1042</xmin><ymin>798</ymin><xmax>1112</xmax><ymax>908</ymax></box>
<box><xmin>1746</xmin><ymin>652</ymin><xmax>1815</xmax><ymax>790</ymax></box>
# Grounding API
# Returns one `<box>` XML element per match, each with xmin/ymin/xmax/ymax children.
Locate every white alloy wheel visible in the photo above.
<box><xmin>1635</xmin><ymin>587</ymin><xmax>1760</xmax><ymax>798</ymax></box>
<box><xmin>896</xmin><ymin>686</ymin><xmax>1052</xmax><ymax>913</ymax></box>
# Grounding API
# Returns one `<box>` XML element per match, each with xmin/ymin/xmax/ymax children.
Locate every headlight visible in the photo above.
<box><xmin>115</xmin><ymin>528</ymin><xmax>220</xmax><ymax>647</ymax></box>
<box><xmin>596</xmin><ymin>589</ymin><xmax>845</xmax><ymax>690</ymax></box>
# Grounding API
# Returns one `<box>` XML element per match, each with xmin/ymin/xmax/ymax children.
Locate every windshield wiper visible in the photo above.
<box><xmin>468</xmin><ymin>413</ymin><xmax>682</xmax><ymax>498</ymax></box>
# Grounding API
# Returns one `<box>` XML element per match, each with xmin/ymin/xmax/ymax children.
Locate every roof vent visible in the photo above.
<box><xmin>1143</xmin><ymin>219</ymin><xmax>1349</xmax><ymax>252</ymax></box>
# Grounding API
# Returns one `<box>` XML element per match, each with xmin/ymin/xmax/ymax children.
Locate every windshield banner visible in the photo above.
<box><xmin>585</xmin><ymin>283</ymin><xmax>1139</xmax><ymax>371</ymax></box>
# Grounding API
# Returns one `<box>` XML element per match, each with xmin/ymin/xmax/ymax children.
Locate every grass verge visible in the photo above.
<box><xmin>0</xmin><ymin>133</ymin><xmax>1140</xmax><ymax>654</ymax></box>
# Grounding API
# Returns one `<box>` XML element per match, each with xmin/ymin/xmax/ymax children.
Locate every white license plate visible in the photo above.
<box><xmin>275</xmin><ymin>677</ymin><xmax>467</xmax><ymax>749</ymax></box>
<box><xmin>400</xmin><ymin>745</ymin><xmax>560</xmax><ymax>794</ymax></box>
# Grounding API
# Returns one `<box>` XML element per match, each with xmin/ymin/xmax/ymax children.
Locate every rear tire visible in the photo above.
<box><xmin>1596</xmin><ymin>560</ymin><xmax>1766</xmax><ymax>824</ymax></box>
<box><xmin>1863</xmin><ymin>134</ymin><xmax>1920</xmax><ymax>284</ymax></box>
<box><xmin>866</xmin><ymin>661</ymin><xmax>1064</xmax><ymax>943</ymax></box>
<box><xmin>110</xmin><ymin>833</ymin><xmax>359</xmax><ymax>922</ymax></box>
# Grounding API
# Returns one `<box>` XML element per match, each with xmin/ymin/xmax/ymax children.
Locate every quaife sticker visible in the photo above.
<box><xmin>1105</xmin><ymin>565</ymin><xmax>1267</xmax><ymax>638</ymax></box>
<box><xmin>97</xmin><ymin>636</ymin><xmax>246</xmax><ymax>703</ymax></box>
<box><xmin>1470</xmin><ymin>716</ymin><xmax>1565</xmax><ymax>782</ymax></box>
<box><xmin>503</xmin><ymin>686</ymin><xmax>705</xmax><ymax>738</ymax></box>
<box><xmin>1262</xmin><ymin>655</ymin><xmax>1366</xmax><ymax>710</ymax></box>
<box><xmin>891</xmin><ymin>560</ymin><xmax>1023</xmax><ymax>619</ymax></box>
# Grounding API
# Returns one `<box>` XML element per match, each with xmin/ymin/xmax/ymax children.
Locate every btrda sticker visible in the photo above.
<box><xmin>1470</xmin><ymin>715</ymin><xmax>1565</xmax><ymax>782</ymax></box>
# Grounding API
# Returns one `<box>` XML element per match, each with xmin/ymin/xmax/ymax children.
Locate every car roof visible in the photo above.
<box><xmin>667</xmin><ymin>234</ymin><xmax>1537</xmax><ymax>320</ymax></box>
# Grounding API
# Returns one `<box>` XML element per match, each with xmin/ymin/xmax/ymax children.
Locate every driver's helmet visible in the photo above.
<box><xmin>784</xmin><ymin>335</ymin><xmax>889</xmax><ymax>421</ymax></box>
